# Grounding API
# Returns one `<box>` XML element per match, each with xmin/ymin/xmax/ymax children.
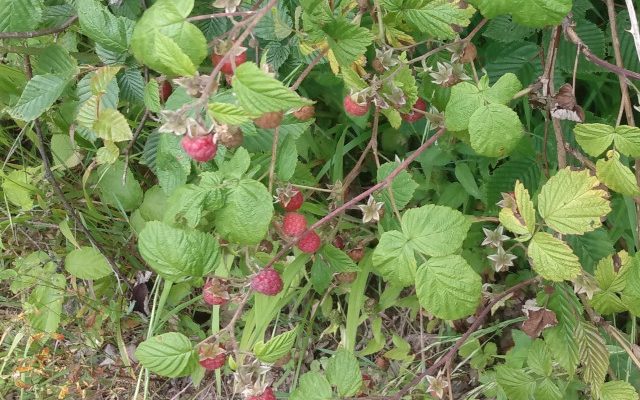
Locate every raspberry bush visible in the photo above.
<box><xmin>2</xmin><ymin>0</ymin><xmax>640</xmax><ymax>399</ymax></box>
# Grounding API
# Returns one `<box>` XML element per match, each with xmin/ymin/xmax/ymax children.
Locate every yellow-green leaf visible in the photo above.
<box><xmin>528</xmin><ymin>232</ymin><xmax>581</xmax><ymax>281</ymax></box>
<box><xmin>596</xmin><ymin>150</ymin><xmax>640</xmax><ymax>196</ymax></box>
<box><xmin>93</xmin><ymin>109</ymin><xmax>133</xmax><ymax>142</ymax></box>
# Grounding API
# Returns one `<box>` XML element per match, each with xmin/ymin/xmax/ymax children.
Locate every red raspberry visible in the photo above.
<box><xmin>251</xmin><ymin>268</ymin><xmax>283</xmax><ymax>296</ymax></box>
<box><xmin>282</xmin><ymin>213</ymin><xmax>307</xmax><ymax>237</ymax></box>
<box><xmin>344</xmin><ymin>95</ymin><xmax>369</xmax><ymax>117</ymax></box>
<box><xmin>211</xmin><ymin>50</ymin><xmax>247</xmax><ymax>76</ymax></box>
<box><xmin>281</xmin><ymin>189</ymin><xmax>303</xmax><ymax>211</ymax></box>
<box><xmin>247</xmin><ymin>387</ymin><xmax>276</xmax><ymax>400</ymax></box>
<box><xmin>160</xmin><ymin>80</ymin><xmax>172</xmax><ymax>103</ymax></box>
<box><xmin>292</xmin><ymin>105</ymin><xmax>315</xmax><ymax>121</ymax></box>
<box><xmin>254</xmin><ymin>111</ymin><xmax>284</xmax><ymax>129</ymax></box>
<box><xmin>297</xmin><ymin>230</ymin><xmax>321</xmax><ymax>253</ymax></box>
<box><xmin>198</xmin><ymin>344</ymin><xmax>226</xmax><ymax>370</ymax></box>
<box><xmin>203</xmin><ymin>279</ymin><xmax>228</xmax><ymax>306</ymax></box>
<box><xmin>401</xmin><ymin>98</ymin><xmax>427</xmax><ymax>122</ymax></box>
<box><xmin>332</xmin><ymin>235</ymin><xmax>345</xmax><ymax>250</ymax></box>
<box><xmin>181</xmin><ymin>135</ymin><xmax>217</xmax><ymax>162</ymax></box>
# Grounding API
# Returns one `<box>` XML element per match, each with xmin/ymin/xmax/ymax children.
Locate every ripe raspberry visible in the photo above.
<box><xmin>198</xmin><ymin>344</ymin><xmax>226</xmax><ymax>370</ymax></box>
<box><xmin>292</xmin><ymin>105</ymin><xmax>315</xmax><ymax>121</ymax></box>
<box><xmin>282</xmin><ymin>213</ymin><xmax>307</xmax><ymax>237</ymax></box>
<box><xmin>251</xmin><ymin>268</ymin><xmax>283</xmax><ymax>296</ymax></box>
<box><xmin>181</xmin><ymin>135</ymin><xmax>217</xmax><ymax>162</ymax></box>
<box><xmin>332</xmin><ymin>235</ymin><xmax>345</xmax><ymax>250</ymax></box>
<box><xmin>401</xmin><ymin>98</ymin><xmax>427</xmax><ymax>123</ymax></box>
<box><xmin>160</xmin><ymin>80</ymin><xmax>173</xmax><ymax>103</ymax></box>
<box><xmin>247</xmin><ymin>387</ymin><xmax>276</xmax><ymax>400</ymax></box>
<box><xmin>280</xmin><ymin>189</ymin><xmax>303</xmax><ymax>211</ymax></box>
<box><xmin>254</xmin><ymin>111</ymin><xmax>284</xmax><ymax>129</ymax></box>
<box><xmin>344</xmin><ymin>95</ymin><xmax>369</xmax><ymax>117</ymax></box>
<box><xmin>203</xmin><ymin>279</ymin><xmax>228</xmax><ymax>306</ymax></box>
<box><xmin>211</xmin><ymin>50</ymin><xmax>247</xmax><ymax>76</ymax></box>
<box><xmin>297</xmin><ymin>230</ymin><xmax>321</xmax><ymax>253</ymax></box>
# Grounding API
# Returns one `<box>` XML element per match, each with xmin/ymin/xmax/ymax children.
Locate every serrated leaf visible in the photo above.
<box><xmin>528</xmin><ymin>232</ymin><xmax>581</xmax><ymax>281</ymax></box>
<box><xmin>276</xmin><ymin>134</ymin><xmax>297</xmax><ymax>181</ymax></box>
<box><xmin>326</xmin><ymin>349</ymin><xmax>363</xmax><ymax>397</ymax></box>
<box><xmin>254</xmin><ymin>329</ymin><xmax>298</xmax><ymax>363</ymax></box>
<box><xmin>0</xmin><ymin>0</ymin><xmax>42</xmax><ymax>33</ymax></box>
<box><xmin>10</xmin><ymin>74</ymin><xmax>70</xmax><ymax>121</ymax></box>
<box><xmin>469</xmin><ymin>0</ymin><xmax>572</xmax><ymax>28</ymax></box>
<box><xmin>574</xmin><ymin>123</ymin><xmax>640</xmax><ymax>158</ymax></box>
<box><xmin>95</xmin><ymin>141</ymin><xmax>119</xmax><ymax>165</ymax></box>
<box><xmin>599</xmin><ymin>380</ymin><xmax>639</xmax><ymax>400</ymax></box>
<box><xmin>134</xmin><ymin>332</ymin><xmax>196</xmax><ymax>378</ymax></box>
<box><xmin>64</xmin><ymin>247</ymin><xmax>113</xmax><ymax>280</ymax></box>
<box><xmin>416</xmin><ymin>255</ymin><xmax>482</xmax><ymax>320</ymax></box>
<box><xmin>544</xmin><ymin>285</ymin><xmax>581</xmax><ymax>375</ymax></box>
<box><xmin>376</xmin><ymin>161</ymin><xmax>418</xmax><ymax>210</ymax></box>
<box><xmin>319</xmin><ymin>244</ymin><xmax>358</xmax><ymax>272</ymax></box>
<box><xmin>538</xmin><ymin>168</ymin><xmax>611</xmax><ymax>234</ymax></box>
<box><xmin>566</xmin><ymin>229</ymin><xmax>615</xmax><ymax>273</ymax></box>
<box><xmin>77</xmin><ymin>0</ymin><xmax>132</xmax><ymax>53</ymax></box>
<box><xmin>144</xmin><ymin>80</ymin><xmax>162</xmax><ymax>113</ymax></box>
<box><xmin>2</xmin><ymin>170</ymin><xmax>34</xmax><ymax>210</ymax></box>
<box><xmin>323</xmin><ymin>18</ymin><xmax>373</xmax><ymax>67</ymax></box>
<box><xmin>499</xmin><ymin>180</ymin><xmax>535</xmax><ymax>238</ymax></box>
<box><xmin>138</xmin><ymin>221</ymin><xmax>219</xmax><ymax>281</ymax></box>
<box><xmin>469</xmin><ymin>103</ymin><xmax>524</xmax><ymax>157</ymax></box>
<box><xmin>527</xmin><ymin>339</ymin><xmax>552</xmax><ymax>377</ymax></box>
<box><xmin>387</xmin><ymin>0</ymin><xmax>476</xmax><ymax>39</ymax></box>
<box><xmin>496</xmin><ymin>366</ymin><xmax>535</xmax><ymax>400</ymax></box>
<box><xmin>143</xmin><ymin>132</ymin><xmax>191</xmax><ymax>194</ymax></box>
<box><xmin>289</xmin><ymin>371</ymin><xmax>333</xmax><ymax>400</ymax></box>
<box><xmin>208</xmin><ymin>102</ymin><xmax>253</xmax><ymax>125</ymax></box>
<box><xmin>51</xmin><ymin>134</ymin><xmax>83</xmax><ymax>168</ymax></box>
<box><xmin>596</xmin><ymin>151</ymin><xmax>640</xmax><ymax>196</ymax></box>
<box><xmin>33</xmin><ymin>45</ymin><xmax>77</xmax><ymax>77</ymax></box>
<box><xmin>402</xmin><ymin>204</ymin><xmax>471</xmax><ymax>256</ymax></box>
<box><xmin>27</xmin><ymin>273</ymin><xmax>65</xmax><ymax>333</ymax></box>
<box><xmin>218</xmin><ymin>147</ymin><xmax>250</xmax><ymax>179</ymax></box>
<box><xmin>95</xmin><ymin>160</ymin><xmax>143</xmax><ymax>211</ymax></box>
<box><xmin>162</xmin><ymin>184</ymin><xmax>223</xmax><ymax>229</ymax></box>
<box><xmin>91</xmin><ymin>66</ymin><xmax>122</xmax><ymax>95</ymax></box>
<box><xmin>576</xmin><ymin>320</ymin><xmax>608</xmax><ymax>392</ymax></box>
<box><xmin>486</xmin><ymin>72</ymin><xmax>523</xmax><ymax>103</ymax></box>
<box><xmin>534</xmin><ymin>378</ymin><xmax>563</xmax><ymax>400</ymax></box>
<box><xmin>232</xmin><ymin>62</ymin><xmax>312</xmax><ymax>114</ymax></box>
<box><xmin>372</xmin><ymin>230</ymin><xmax>416</xmax><ymax>286</ymax></box>
<box><xmin>445</xmin><ymin>82</ymin><xmax>483</xmax><ymax>131</ymax></box>
<box><xmin>93</xmin><ymin>109</ymin><xmax>133</xmax><ymax>142</ymax></box>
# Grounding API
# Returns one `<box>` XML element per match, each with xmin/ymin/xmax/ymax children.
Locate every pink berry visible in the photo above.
<box><xmin>344</xmin><ymin>95</ymin><xmax>369</xmax><ymax>117</ymax></box>
<box><xmin>401</xmin><ymin>98</ymin><xmax>427</xmax><ymax>122</ymax></box>
<box><xmin>282</xmin><ymin>213</ymin><xmax>307</xmax><ymax>237</ymax></box>
<box><xmin>211</xmin><ymin>51</ymin><xmax>247</xmax><ymax>76</ymax></box>
<box><xmin>297</xmin><ymin>231</ymin><xmax>321</xmax><ymax>253</ymax></box>
<box><xmin>203</xmin><ymin>279</ymin><xmax>228</xmax><ymax>306</ymax></box>
<box><xmin>251</xmin><ymin>268</ymin><xmax>283</xmax><ymax>296</ymax></box>
<box><xmin>181</xmin><ymin>135</ymin><xmax>217</xmax><ymax>162</ymax></box>
<box><xmin>160</xmin><ymin>80</ymin><xmax>173</xmax><ymax>103</ymax></box>
<box><xmin>198</xmin><ymin>344</ymin><xmax>226</xmax><ymax>370</ymax></box>
<box><xmin>247</xmin><ymin>387</ymin><xmax>276</xmax><ymax>400</ymax></box>
<box><xmin>280</xmin><ymin>189</ymin><xmax>303</xmax><ymax>211</ymax></box>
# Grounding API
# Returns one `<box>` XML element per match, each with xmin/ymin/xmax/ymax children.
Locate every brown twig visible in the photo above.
<box><xmin>545</xmin><ymin>26</ymin><xmax>567</xmax><ymax>168</ymax></box>
<box><xmin>389</xmin><ymin>278</ymin><xmax>538</xmax><ymax>400</ymax></box>
<box><xmin>187</xmin><ymin>11</ymin><xmax>255</xmax><ymax>22</ymax></box>
<box><xmin>290</xmin><ymin>48</ymin><xmax>328</xmax><ymax>91</ymax></box>
<box><xmin>264</xmin><ymin>127</ymin><xmax>447</xmax><ymax>269</ymax></box>
<box><xmin>564</xmin><ymin>143</ymin><xmax>595</xmax><ymax>171</ymax></box>
<box><xmin>0</xmin><ymin>15</ymin><xmax>78</xmax><ymax>39</ymax></box>
<box><xmin>563</xmin><ymin>18</ymin><xmax>640</xmax><ymax>81</ymax></box>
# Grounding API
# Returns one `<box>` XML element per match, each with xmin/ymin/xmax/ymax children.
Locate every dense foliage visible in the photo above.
<box><xmin>1</xmin><ymin>0</ymin><xmax>640</xmax><ymax>399</ymax></box>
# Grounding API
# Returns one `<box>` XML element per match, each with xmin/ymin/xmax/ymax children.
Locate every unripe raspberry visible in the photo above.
<box><xmin>282</xmin><ymin>213</ymin><xmax>307</xmax><ymax>237</ymax></box>
<box><xmin>254</xmin><ymin>111</ymin><xmax>284</xmax><ymax>129</ymax></box>
<box><xmin>292</xmin><ymin>105</ymin><xmax>315</xmax><ymax>121</ymax></box>
<box><xmin>401</xmin><ymin>98</ymin><xmax>427</xmax><ymax>123</ymax></box>
<box><xmin>297</xmin><ymin>230</ymin><xmax>321</xmax><ymax>253</ymax></box>
<box><xmin>181</xmin><ymin>134</ymin><xmax>217</xmax><ymax>162</ymax></box>
<box><xmin>251</xmin><ymin>267</ymin><xmax>283</xmax><ymax>296</ymax></box>
<box><xmin>211</xmin><ymin>50</ymin><xmax>247</xmax><ymax>76</ymax></box>
<box><xmin>198</xmin><ymin>344</ymin><xmax>226</xmax><ymax>370</ymax></box>
<box><xmin>344</xmin><ymin>95</ymin><xmax>369</xmax><ymax>117</ymax></box>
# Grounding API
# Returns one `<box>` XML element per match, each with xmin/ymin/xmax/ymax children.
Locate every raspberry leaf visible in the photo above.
<box><xmin>254</xmin><ymin>328</ymin><xmax>298</xmax><ymax>363</ymax></box>
<box><xmin>326</xmin><ymin>349</ymin><xmax>362</xmax><ymax>397</ymax></box>
<box><xmin>135</xmin><ymin>332</ymin><xmax>197</xmax><ymax>378</ymax></box>
<box><xmin>527</xmin><ymin>232</ymin><xmax>581</xmax><ymax>281</ymax></box>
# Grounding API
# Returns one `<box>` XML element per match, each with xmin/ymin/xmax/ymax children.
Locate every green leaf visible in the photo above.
<box><xmin>544</xmin><ymin>285</ymin><xmax>581</xmax><ymax>375</ymax></box>
<box><xmin>567</xmin><ymin>229</ymin><xmax>615</xmax><ymax>273</ymax></box>
<box><xmin>64</xmin><ymin>247</ymin><xmax>113</xmax><ymax>280</ymax></box>
<box><xmin>219</xmin><ymin>147</ymin><xmax>251</xmax><ymax>179</ymax></box>
<box><xmin>576</xmin><ymin>320</ymin><xmax>608</xmax><ymax>391</ymax></box>
<box><xmin>538</xmin><ymin>168</ymin><xmax>611</xmax><ymax>235</ymax></box>
<box><xmin>622</xmin><ymin>255</ymin><xmax>640</xmax><ymax>314</ymax></box>
<box><xmin>319</xmin><ymin>244</ymin><xmax>358</xmax><ymax>272</ymax></box>
<box><xmin>599</xmin><ymin>380</ymin><xmax>639</xmax><ymax>400</ymax></box>
<box><xmin>77</xmin><ymin>0</ymin><xmax>132</xmax><ymax>53</ymax></box>
<box><xmin>596</xmin><ymin>151</ymin><xmax>640</xmax><ymax>196</ymax></box>
<box><xmin>0</xmin><ymin>0</ymin><xmax>42</xmax><ymax>32</ymax></box>
<box><xmin>51</xmin><ymin>134</ymin><xmax>83</xmax><ymax>169</ymax></box>
<box><xmin>402</xmin><ymin>204</ymin><xmax>471</xmax><ymax>256</ymax></box>
<box><xmin>232</xmin><ymin>62</ymin><xmax>313</xmax><ymax>114</ymax></box>
<box><xmin>162</xmin><ymin>184</ymin><xmax>223</xmax><ymax>228</ymax></box>
<box><xmin>454</xmin><ymin>163</ymin><xmax>482</xmax><ymax>199</ymax></box>
<box><xmin>387</xmin><ymin>0</ymin><xmax>476</xmax><ymax>39</ymax></box>
<box><xmin>372</xmin><ymin>230</ymin><xmax>416</xmax><ymax>286</ymax></box>
<box><xmin>469</xmin><ymin>0</ymin><xmax>572</xmax><ymax>28</ymax></box>
<box><xmin>2</xmin><ymin>169</ymin><xmax>35</xmax><ymax>210</ymax></box>
<box><xmin>254</xmin><ymin>328</ymin><xmax>298</xmax><ymax>363</ymax></box>
<box><xmin>289</xmin><ymin>371</ymin><xmax>333</xmax><ymax>400</ymax></box>
<box><xmin>215</xmin><ymin>179</ymin><xmax>274</xmax><ymax>245</ymax></box>
<box><xmin>527</xmin><ymin>339</ymin><xmax>552</xmax><ymax>377</ymax></box>
<box><xmin>486</xmin><ymin>73</ymin><xmax>523</xmax><ymax>103</ymax></box>
<box><xmin>376</xmin><ymin>162</ymin><xmax>418</xmax><ymax>210</ymax></box>
<box><xmin>91</xmin><ymin>66</ymin><xmax>122</xmax><ymax>95</ymax></box>
<box><xmin>499</xmin><ymin>180</ymin><xmax>536</xmax><ymax>238</ymax></box>
<box><xmin>528</xmin><ymin>232</ymin><xmax>581</xmax><ymax>281</ymax></box>
<box><xmin>469</xmin><ymin>103</ymin><xmax>523</xmax><ymax>157</ymax></box>
<box><xmin>496</xmin><ymin>366</ymin><xmax>535</xmax><ymax>400</ymax></box>
<box><xmin>131</xmin><ymin>0</ymin><xmax>207</xmax><ymax>76</ymax></box>
<box><xmin>445</xmin><ymin>82</ymin><xmax>483</xmax><ymax>132</ymax></box>
<box><xmin>138</xmin><ymin>185</ymin><xmax>169</xmax><ymax>222</ymax></box>
<box><xmin>95</xmin><ymin>160</ymin><xmax>143</xmax><ymax>211</ymax></box>
<box><xmin>416</xmin><ymin>255</ymin><xmax>482</xmax><ymax>320</ymax></box>
<box><xmin>326</xmin><ymin>349</ymin><xmax>363</xmax><ymax>397</ymax></box>
<box><xmin>208</xmin><ymin>102</ymin><xmax>253</xmax><ymax>125</ymax></box>
<box><xmin>93</xmin><ymin>109</ymin><xmax>133</xmax><ymax>142</ymax></box>
<box><xmin>10</xmin><ymin>74</ymin><xmax>71</xmax><ymax>121</ymax></box>
<box><xmin>534</xmin><ymin>378</ymin><xmax>563</xmax><ymax>400</ymax></box>
<box><xmin>574</xmin><ymin>123</ymin><xmax>640</xmax><ymax>158</ymax></box>
<box><xmin>276</xmin><ymin>134</ymin><xmax>298</xmax><ymax>182</ymax></box>
<box><xmin>134</xmin><ymin>332</ymin><xmax>196</xmax><ymax>378</ymax></box>
<box><xmin>33</xmin><ymin>45</ymin><xmax>77</xmax><ymax>77</ymax></box>
<box><xmin>324</xmin><ymin>17</ymin><xmax>373</xmax><ymax>67</ymax></box>
<box><xmin>144</xmin><ymin>80</ymin><xmax>162</xmax><ymax>113</ymax></box>
<box><xmin>138</xmin><ymin>221</ymin><xmax>220</xmax><ymax>281</ymax></box>
<box><xmin>143</xmin><ymin>132</ymin><xmax>191</xmax><ymax>194</ymax></box>
<box><xmin>27</xmin><ymin>273</ymin><xmax>65</xmax><ymax>333</ymax></box>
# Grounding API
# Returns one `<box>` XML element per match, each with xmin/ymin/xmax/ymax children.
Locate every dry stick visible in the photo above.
<box><xmin>268</xmin><ymin>126</ymin><xmax>280</xmax><ymax>194</ymax></box>
<box><xmin>122</xmin><ymin>109</ymin><xmax>151</xmax><ymax>184</ymax></box>
<box><xmin>290</xmin><ymin>48</ymin><xmax>329</xmax><ymax>91</ymax></box>
<box><xmin>264</xmin><ymin>127</ymin><xmax>447</xmax><ymax>269</ymax></box>
<box><xmin>0</xmin><ymin>15</ymin><xmax>78</xmax><ymax>39</ymax></box>
<box><xmin>389</xmin><ymin>278</ymin><xmax>538</xmax><ymax>400</ymax></box>
<box><xmin>607</xmin><ymin>0</ymin><xmax>636</xmax><ymax>126</ymax></box>
<box><xmin>545</xmin><ymin>26</ymin><xmax>567</xmax><ymax>168</ymax></box>
<box><xmin>563</xmin><ymin>18</ymin><xmax>640</xmax><ymax>81</ymax></box>
<box><xmin>624</xmin><ymin>0</ymin><xmax>640</xmax><ymax>63</ymax></box>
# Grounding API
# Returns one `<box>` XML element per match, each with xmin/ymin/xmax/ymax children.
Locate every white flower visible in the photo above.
<box><xmin>573</xmin><ymin>274</ymin><xmax>600</xmax><ymax>300</ymax></box>
<box><xmin>482</xmin><ymin>226</ymin><xmax>510</xmax><ymax>248</ymax></box>
<box><xmin>213</xmin><ymin>0</ymin><xmax>242</xmax><ymax>13</ymax></box>
<box><xmin>358</xmin><ymin>196</ymin><xmax>385</xmax><ymax>223</ymax></box>
<box><xmin>426</xmin><ymin>370</ymin><xmax>449</xmax><ymax>399</ymax></box>
<box><xmin>487</xmin><ymin>246</ymin><xmax>517</xmax><ymax>272</ymax></box>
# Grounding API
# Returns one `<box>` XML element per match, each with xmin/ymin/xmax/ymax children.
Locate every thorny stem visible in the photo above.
<box><xmin>290</xmin><ymin>48</ymin><xmax>329</xmax><ymax>91</ymax></box>
<box><xmin>0</xmin><ymin>15</ymin><xmax>78</xmax><ymax>39</ymax></box>
<box><xmin>408</xmin><ymin>19</ymin><xmax>487</xmax><ymax>65</ymax></box>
